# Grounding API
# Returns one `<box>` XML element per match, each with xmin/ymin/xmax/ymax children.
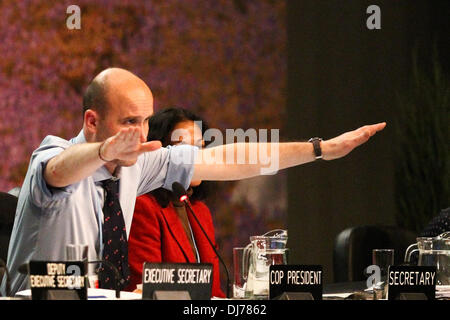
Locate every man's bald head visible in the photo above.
<box><xmin>82</xmin><ymin>68</ymin><xmax>152</xmax><ymax>118</ymax></box>
<box><xmin>82</xmin><ymin>68</ymin><xmax>155</xmax><ymax>145</ymax></box>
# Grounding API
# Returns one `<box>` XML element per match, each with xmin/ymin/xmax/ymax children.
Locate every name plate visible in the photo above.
<box><xmin>387</xmin><ymin>265</ymin><xmax>436</xmax><ymax>300</ymax></box>
<box><xmin>269</xmin><ymin>265</ymin><xmax>323</xmax><ymax>300</ymax></box>
<box><xmin>28</xmin><ymin>260</ymin><xmax>87</xmax><ymax>300</ymax></box>
<box><xmin>142</xmin><ymin>262</ymin><xmax>213</xmax><ymax>300</ymax></box>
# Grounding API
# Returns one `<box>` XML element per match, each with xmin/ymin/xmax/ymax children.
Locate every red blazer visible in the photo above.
<box><xmin>127</xmin><ymin>193</ymin><xmax>225</xmax><ymax>298</ymax></box>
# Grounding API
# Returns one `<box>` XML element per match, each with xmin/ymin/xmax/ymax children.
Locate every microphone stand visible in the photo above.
<box><xmin>183</xmin><ymin>198</ymin><xmax>231</xmax><ymax>299</ymax></box>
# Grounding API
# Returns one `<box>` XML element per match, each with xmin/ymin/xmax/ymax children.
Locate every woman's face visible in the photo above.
<box><xmin>170</xmin><ymin>120</ymin><xmax>204</xmax><ymax>148</ymax></box>
<box><xmin>170</xmin><ymin>120</ymin><xmax>204</xmax><ymax>187</ymax></box>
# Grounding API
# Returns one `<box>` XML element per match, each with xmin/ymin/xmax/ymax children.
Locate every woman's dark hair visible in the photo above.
<box><xmin>147</xmin><ymin>107</ymin><xmax>211</xmax><ymax>207</ymax></box>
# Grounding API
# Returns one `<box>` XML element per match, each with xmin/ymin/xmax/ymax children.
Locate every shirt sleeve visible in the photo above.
<box><xmin>28</xmin><ymin>136</ymin><xmax>81</xmax><ymax>207</ymax></box>
<box><xmin>137</xmin><ymin>144</ymin><xmax>198</xmax><ymax>196</ymax></box>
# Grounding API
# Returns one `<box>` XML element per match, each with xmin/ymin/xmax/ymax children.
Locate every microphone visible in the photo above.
<box><xmin>172</xmin><ymin>182</ymin><xmax>231</xmax><ymax>298</ymax></box>
<box><xmin>89</xmin><ymin>260</ymin><xmax>122</xmax><ymax>299</ymax></box>
<box><xmin>0</xmin><ymin>259</ymin><xmax>11</xmax><ymax>297</ymax></box>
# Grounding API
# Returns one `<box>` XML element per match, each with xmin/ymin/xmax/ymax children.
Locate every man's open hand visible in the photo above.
<box><xmin>100</xmin><ymin>127</ymin><xmax>162</xmax><ymax>164</ymax></box>
<box><xmin>321</xmin><ymin>122</ymin><xmax>386</xmax><ymax>160</ymax></box>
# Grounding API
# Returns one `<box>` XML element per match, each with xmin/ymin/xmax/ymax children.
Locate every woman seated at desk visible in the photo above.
<box><xmin>126</xmin><ymin>107</ymin><xmax>225</xmax><ymax>298</ymax></box>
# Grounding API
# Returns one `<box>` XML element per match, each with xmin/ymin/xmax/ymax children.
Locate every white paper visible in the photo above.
<box><xmin>15</xmin><ymin>288</ymin><xmax>142</xmax><ymax>300</ymax></box>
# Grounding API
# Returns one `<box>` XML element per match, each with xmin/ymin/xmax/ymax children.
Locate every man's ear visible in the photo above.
<box><xmin>84</xmin><ymin>109</ymin><xmax>99</xmax><ymax>133</ymax></box>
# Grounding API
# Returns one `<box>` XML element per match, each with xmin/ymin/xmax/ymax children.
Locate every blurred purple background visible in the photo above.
<box><xmin>0</xmin><ymin>0</ymin><xmax>287</xmax><ymax>288</ymax></box>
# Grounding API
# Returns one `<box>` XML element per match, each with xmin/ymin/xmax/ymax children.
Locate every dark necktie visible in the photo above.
<box><xmin>98</xmin><ymin>178</ymin><xmax>130</xmax><ymax>290</ymax></box>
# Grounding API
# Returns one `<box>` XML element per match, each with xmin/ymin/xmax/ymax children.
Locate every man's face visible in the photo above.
<box><xmin>96</xmin><ymin>86</ymin><xmax>154</xmax><ymax>166</ymax></box>
<box><xmin>97</xmin><ymin>87</ymin><xmax>153</xmax><ymax>139</ymax></box>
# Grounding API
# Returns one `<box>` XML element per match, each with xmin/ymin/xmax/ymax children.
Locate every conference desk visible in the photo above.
<box><xmin>6</xmin><ymin>281</ymin><xmax>449</xmax><ymax>300</ymax></box>
<box><xmin>1</xmin><ymin>283</ymin><xmax>447</xmax><ymax>319</ymax></box>
<box><xmin>0</xmin><ymin>284</ymin><xmax>380</xmax><ymax>300</ymax></box>
<box><xmin>0</xmin><ymin>284</ymin><xmax>371</xmax><ymax>300</ymax></box>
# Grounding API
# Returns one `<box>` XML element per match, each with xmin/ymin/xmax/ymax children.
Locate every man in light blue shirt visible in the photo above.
<box><xmin>2</xmin><ymin>68</ymin><xmax>198</xmax><ymax>295</ymax></box>
<box><xmin>1</xmin><ymin>68</ymin><xmax>386</xmax><ymax>296</ymax></box>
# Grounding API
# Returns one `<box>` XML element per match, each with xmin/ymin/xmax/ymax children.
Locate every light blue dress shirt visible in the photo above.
<box><xmin>1</xmin><ymin>130</ymin><xmax>198</xmax><ymax>295</ymax></box>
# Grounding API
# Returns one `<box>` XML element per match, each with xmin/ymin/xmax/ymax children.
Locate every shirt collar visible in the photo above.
<box><xmin>70</xmin><ymin>130</ymin><xmax>86</xmax><ymax>144</ymax></box>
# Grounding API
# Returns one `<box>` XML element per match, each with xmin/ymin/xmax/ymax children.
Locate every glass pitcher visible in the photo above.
<box><xmin>243</xmin><ymin>229</ymin><xmax>288</xmax><ymax>299</ymax></box>
<box><xmin>404</xmin><ymin>232</ymin><xmax>450</xmax><ymax>286</ymax></box>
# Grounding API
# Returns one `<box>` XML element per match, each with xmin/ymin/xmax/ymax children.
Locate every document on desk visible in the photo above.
<box><xmin>87</xmin><ymin>288</ymin><xmax>142</xmax><ymax>300</ymax></box>
<box><xmin>16</xmin><ymin>288</ymin><xmax>142</xmax><ymax>300</ymax></box>
<box><xmin>436</xmin><ymin>285</ymin><xmax>450</xmax><ymax>299</ymax></box>
<box><xmin>322</xmin><ymin>292</ymin><xmax>353</xmax><ymax>299</ymax></box>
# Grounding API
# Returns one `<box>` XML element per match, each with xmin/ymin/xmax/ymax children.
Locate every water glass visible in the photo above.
<box><xmin>372</xmin><ymin>249</ymin><xmax>394</xmax><ymax>299</ymax></box>
<box><xmin>232</xmin><ymin>247</ymin><xmax>247</xmax><ymax>299</ymax></box>
<box><xmin>66</xmin><ymin>244</ymin><xmax>88</xmax><ymax>261</ymax></box>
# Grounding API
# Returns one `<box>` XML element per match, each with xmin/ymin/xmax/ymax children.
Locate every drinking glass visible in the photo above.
<box><xmin>232</xmin><ymin>247</ymin><xmax>247</xmax><ymax>299</ymax></box>
<box><xmin>372</xmin><ymin>249</ymin><xmax>394</xmax><ymax>299</ymax></box>
<box><xmin>65</xmin><ymin>244</ymin><xmax>88</xmax><ymax>261</ymax></box>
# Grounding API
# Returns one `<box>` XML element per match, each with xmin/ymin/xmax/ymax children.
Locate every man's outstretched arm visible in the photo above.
<box><xmin>192</xmin><ymin>122</ymin><xmax>386</xmax><ymax>181</ymax></box>
<box><xmin>44</xmin><ymin>127</ymin><xmax>161</xmax><ymax>188</ymax></box>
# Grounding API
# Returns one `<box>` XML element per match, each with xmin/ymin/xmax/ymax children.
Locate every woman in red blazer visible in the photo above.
<box><xmin>127</xmin><ymin>108</ymin><xmax>225</xmax><ymax>298</ymax></box>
